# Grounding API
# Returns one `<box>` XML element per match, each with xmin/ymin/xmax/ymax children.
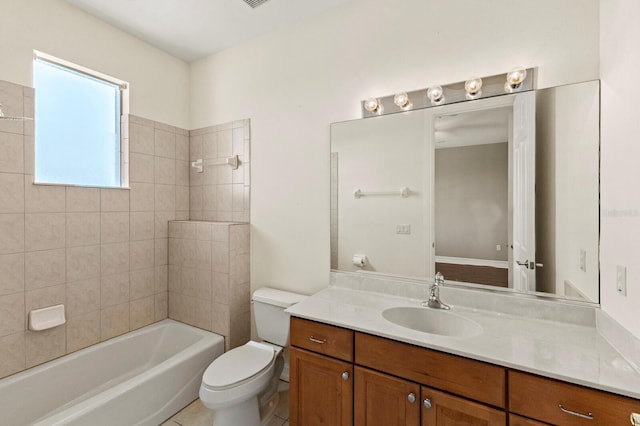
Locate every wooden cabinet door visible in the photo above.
<box><xmin>509</xmin><ymin>414</ymin><xmax>551</xmax><ymax>426</ymax></box>
<box><xmin>289</xmin><ymin>347</ymin><xmax>353</xmax><ymax>426</ymax></box>
<box><xmin>354</xmin><ymin>366</ymin><xmax>420</xmax><ymax>426</ymax></box>
<box><xmin>421</xmin><ymin>386</ymin><xmax>506</xmax><ymax>426</ymax></box>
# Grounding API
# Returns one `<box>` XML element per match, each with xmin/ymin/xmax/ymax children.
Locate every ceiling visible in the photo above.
<box><xmin>66</xmin><ymin>0</ymin><xmax>352</xmax><ymax>62</ymax></box>
<box><xmin>434</xmin><ymin>107</ymin><xmax>510</xmax><ymax>149</ymax></box>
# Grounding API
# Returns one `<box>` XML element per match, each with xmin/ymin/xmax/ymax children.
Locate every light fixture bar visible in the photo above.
<box><xmin>360</xmin><ymin>68</ymin><xmax>535</xmax><ymax>118</ymax></box>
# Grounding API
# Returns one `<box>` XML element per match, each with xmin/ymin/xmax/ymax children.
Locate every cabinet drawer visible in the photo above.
<box><xmin>290</xmin><ymin>317</ymin><xmax>354</xmax><ymax>362</ymax></box>
<box><xmin>355</xmin><ymin>332</ymin><xmax>506</xmax><ymax>408</ymax></box>
<box><xmin>509</xmin><ymin>370</ymin><xmax>640</xmax><ymax>425</ymax></box>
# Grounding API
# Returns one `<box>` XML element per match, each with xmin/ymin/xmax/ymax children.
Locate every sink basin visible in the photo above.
<box><xmin>381</xmin><ymin>307</ymin><xmax>482</xmax><ymax>338</ymax></box>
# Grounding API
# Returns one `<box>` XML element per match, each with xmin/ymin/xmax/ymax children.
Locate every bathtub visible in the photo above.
<box><xmin>0</xmin><ymin>319</ymin><xmax>224</xmax><ymax>426</ymax></box>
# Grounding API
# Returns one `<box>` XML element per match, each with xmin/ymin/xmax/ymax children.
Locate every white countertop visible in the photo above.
<box><xmin>286</xmin><ymin>287</ymin><xmax>640</xmax><ymax>399</ymax></box>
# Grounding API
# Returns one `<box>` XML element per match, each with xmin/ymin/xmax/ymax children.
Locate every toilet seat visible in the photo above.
<box><xmin>202</xmin><ymin>341</ymin><xmax>276</xmax><ymax>391</ymax></box>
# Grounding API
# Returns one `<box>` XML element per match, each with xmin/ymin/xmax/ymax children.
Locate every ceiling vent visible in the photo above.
<box><xmin>242</xmin><ymin>0</ymin><xmax>270</xmax><ymax>8</ymax></box>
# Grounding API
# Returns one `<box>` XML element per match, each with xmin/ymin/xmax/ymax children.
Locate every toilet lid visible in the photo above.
<box><xmin>202</xmin><ymin>341</ymin><xmax>275</xmax><ymax>389</ymax></box>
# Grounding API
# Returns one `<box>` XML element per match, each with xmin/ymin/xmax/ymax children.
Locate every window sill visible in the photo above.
<box><xmin>32</xmin><ymin>181</ymin><xmax>131</xmax><ymax>190</ymax></box>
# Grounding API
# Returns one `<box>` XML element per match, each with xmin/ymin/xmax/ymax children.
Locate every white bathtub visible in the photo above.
<box><xmin>0</xmin><ymin>319</ymin><xmax>224</xmax><ymax>426</ymax></box>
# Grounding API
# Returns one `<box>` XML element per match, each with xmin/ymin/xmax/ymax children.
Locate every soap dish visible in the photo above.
<box><xmin>28</xmin><ymin>304</ymin><xmax>66</xmax><ymax>331</ymax></box>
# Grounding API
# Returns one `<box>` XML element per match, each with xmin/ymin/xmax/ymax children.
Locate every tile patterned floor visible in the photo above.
<box><xmin>161</xmin><ymin>381</ymin><xmax>289</xmax><ymax>426</ymax></box>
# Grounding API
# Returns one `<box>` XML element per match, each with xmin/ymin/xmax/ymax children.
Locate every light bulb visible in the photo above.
<box><xmin>505</xmin><ymin>67</ymin><xmax>527</xmax><ymax>91</ymax></box>
<box><xmin>393</xmin><ymin>92</ymin><xmax>411</xmax><ymax>109</ymax></box>
<box><xmin>465</xmin><ymin>77</ymin><xmax>483</xmax><ymax>99</ymax></box>
<box><xmin>427</xmin><ymin>86</ymin><xmax>445</xmax><ymax>106</ymax></box>
<box><xmin>364</xmin><ymin>97</ymin><xmax>380</xmax><ymax>113</ymax></box>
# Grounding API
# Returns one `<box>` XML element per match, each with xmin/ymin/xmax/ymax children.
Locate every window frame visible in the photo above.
<box><xmin>33</xmin><ymin>50</ymin><xmax>130</xmax><ymax>188</ymax></box>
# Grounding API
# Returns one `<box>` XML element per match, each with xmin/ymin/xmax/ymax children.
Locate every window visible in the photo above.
<box><xmin>33</xmin><ymin>52</ymin><xmax>128</xmax><ymax>187</ymax></box>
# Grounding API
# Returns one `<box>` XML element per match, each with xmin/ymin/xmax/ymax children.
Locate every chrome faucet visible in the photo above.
<box><xmin>422</xmin><ymin>272</ymin><xmax>450</xmax><ymax>310</ymax></box>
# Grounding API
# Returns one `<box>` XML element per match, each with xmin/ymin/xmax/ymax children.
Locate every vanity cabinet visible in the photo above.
<box><xmin>289</xmin><ymin>317</ymin><xmax>640</xmax><ymax>426</ymax></box>
<box><xmin>290</xmin><ymin>317</ymin><xmax>505</xmax><ymax>425</ymax></box>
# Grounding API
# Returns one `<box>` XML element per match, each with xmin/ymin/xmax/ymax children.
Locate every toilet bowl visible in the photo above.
<box><xmin>199</xmin><ymin>287</ymin><xmax>307</xmax><ymax>426</ymax></box>
<box><xmin>200</xmin><ymin>341</ymin><xmax>281</xmax><ymax>425</ymax></box>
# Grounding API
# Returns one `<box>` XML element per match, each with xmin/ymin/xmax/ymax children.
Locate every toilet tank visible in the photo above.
<box><xmin>252</xmin><ymin>287</ymin><xmax>307</xmax><ymax>346</ymax></box>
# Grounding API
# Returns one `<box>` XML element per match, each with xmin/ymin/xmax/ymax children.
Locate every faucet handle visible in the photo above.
<box><xmin>434</xmin><ymin>272</ymin><xmax>444</xmax><ymax>285</ymax></box>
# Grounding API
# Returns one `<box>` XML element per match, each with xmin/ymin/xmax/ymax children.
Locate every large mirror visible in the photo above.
<box><xmin>330</xmin><ymin>80</ymin><xmax>600</xmax><ymax>303</ymax></box>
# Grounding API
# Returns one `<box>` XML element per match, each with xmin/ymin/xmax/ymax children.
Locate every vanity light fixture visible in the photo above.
<box><xmin>360</xmin><ymin>67</ymin><xmax>533</xmax><ymax>117</ymax></box>
<box><xmin>393</xmin><ymin>92</ymin><xmax>411</xmax><ymax>109</ymax></box>
<box><xmin>505</xmin><ymin>67</ymin><xmax>528</xmax><ymax>93</ymax></box>
<box><xmin>464</xmin><ymin>77</ymin><xmax>483</xmax><ymax>100</ymax></box>
<box><xmin>427</xmin><ymin>86</ymin><xmax>445</xmax><ymax>106</ymax></box>
<box><xmin>363</xmin><ymin>97</ymin><xmax>382</xmax><ymax>114</ymax></box>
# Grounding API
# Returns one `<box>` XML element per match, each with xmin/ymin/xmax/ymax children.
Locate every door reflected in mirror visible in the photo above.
<box><xmin>330</xmin><ymin>80</ymin><xmax>600</xmax><ymax>303</ymax></box>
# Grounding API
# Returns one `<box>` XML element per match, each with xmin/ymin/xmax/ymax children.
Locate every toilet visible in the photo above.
<box><xmin>199</xmin><ymin>287</ymin><xmax>307</xmax><ymax>426</ymax></box>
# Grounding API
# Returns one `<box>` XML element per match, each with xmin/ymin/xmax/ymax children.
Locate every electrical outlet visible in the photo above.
<box><xmin>496</xmin><ymin>245</ymin><xmax>502</xmax><ymax>252</ymax></box>
<box><xmin>616</xmin><ymin>265</ymin><xmax>627</xmax><ymax>296</ymax></box>
<box><xmin>396</xmin><ymin>225</ymin><xmax>411</xmax><ymax>235</ymax></box>
<box><xmin>580</xmin><ymin>250</ymin><xmax>586</xmax><ymax>272</ymax></box>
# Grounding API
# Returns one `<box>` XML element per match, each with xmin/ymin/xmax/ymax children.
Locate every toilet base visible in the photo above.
<box><xmin>259</xmin><ymin>391</ymin><xmax>279</xmax><ymax>425</ymax></box>
<box><xmin>211</xmin><ymin>396</ymin><xmax>260</xmax><ymax>426</ymax></box>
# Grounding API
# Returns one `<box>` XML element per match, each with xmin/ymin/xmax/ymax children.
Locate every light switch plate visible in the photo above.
<box><xmin>616</xmin><ymin>265</ymin><xmax>627</xmax><ymax>296</ymax></box>
<box><xmin>396</xmin><ymin>224</ymin><xmax>411</xmax><ymax>235</ymax></box>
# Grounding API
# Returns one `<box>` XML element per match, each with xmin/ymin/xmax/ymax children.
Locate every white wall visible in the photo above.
<box><xmin>600</xmin><ymin>0</ymin><xmax>640</xmax><ymax>337</ymax></box>
<box><xmin>0</xmin><ymin>0</ymin><xmax>189</xmax><ymax>128</ymax></box>
<box><xmin>435</xmin><ymin>143</ymin><xmax>509</xmax><ymax>262</ymax></box>
<box><xmin>190</xmin><ymin>0</ymin><xmax>600</xmax><ymax>296</ymax></box>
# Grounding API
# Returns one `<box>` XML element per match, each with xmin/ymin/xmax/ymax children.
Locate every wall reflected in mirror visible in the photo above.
<box><xmin>330</xmin><ymin>80</ymin><xmax>600</xmax><ymax>303</ymax></box>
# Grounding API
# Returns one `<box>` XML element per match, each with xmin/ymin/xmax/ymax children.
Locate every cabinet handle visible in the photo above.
<box><xmin>559</xmin><ymin>404</ymin><xmax>593</xmax><ymax>420</ymax></box>
<box><xmin>309</xmin><ymin>336</ymin><xmax>326</xmax><ymax>344</ymax></box>
<box><xmin>407</xmin><ymin>393</ymin><xmax>416</xmax><ymax>403</ymax></box>
<box><xmin>631</xmin><ymin>413</ymin><xmax>640</xmax><ymax>426</ymax></box>
<box><xmin>342</xmin><ymin>372</ymin><xmax>349</xmax><ymax>381</ymax></box>
<box><xmin>423</xmin><ymin>398</ymin><xmax>432</xmax><ymax>409</ymax></box>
